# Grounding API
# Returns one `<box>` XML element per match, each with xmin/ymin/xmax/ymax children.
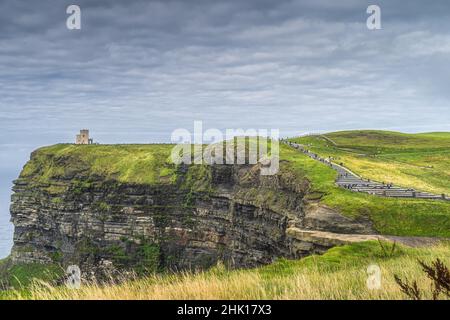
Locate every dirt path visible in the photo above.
<box><xmin>287</xmin><ymin>227</ymin><xmax>443</xmax><ymax>248</ymax></box>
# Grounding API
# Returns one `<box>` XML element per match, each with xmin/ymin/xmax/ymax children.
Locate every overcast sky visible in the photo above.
<box><xmin>1</xmin><ymin>1</ymin><xmax>450</xmax><ymax>256</ymax></box>
<box><xmin>2</xmin><ymin>0</ymin><xmax>450</xmax><ymax>142</ymax></box>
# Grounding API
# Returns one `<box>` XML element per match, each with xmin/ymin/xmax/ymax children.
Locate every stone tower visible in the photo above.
<box><xmin>76</xmin><ymin>129</ymin><xmax>91</xmax><ymax>145</ymax></box>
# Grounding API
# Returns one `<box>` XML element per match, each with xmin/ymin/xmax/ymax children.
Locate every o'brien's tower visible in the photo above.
<box><xmin>75</xmin><ymin>129</ymin><xmax>93</xmax><ymax>145</ymax></box>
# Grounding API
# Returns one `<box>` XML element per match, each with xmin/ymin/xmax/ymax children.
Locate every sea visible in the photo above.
<box><xmin>0</xmin><ymin>171</ymin><xmax>14</xmax><ymax>259</ymax></box>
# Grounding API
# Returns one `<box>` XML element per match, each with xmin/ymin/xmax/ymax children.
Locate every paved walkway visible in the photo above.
<box><xmin>285</xmin><ymin>141</ymin><xmax>449</xmax><ymax>201</ymax></box>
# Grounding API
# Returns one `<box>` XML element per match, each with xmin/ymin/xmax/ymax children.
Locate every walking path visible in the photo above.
<box><xmin>287</xmin><ymin>227</ymin><xmax>440</xmax><ymax>248</ymax></box>
<box><xmin>284</xmin><ymin>141</ymin><xmax>449</xmax><ymax>201</ymax></box>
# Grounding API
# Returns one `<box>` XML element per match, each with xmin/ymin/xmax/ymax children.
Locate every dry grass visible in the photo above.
<box><xmin>8</xmin><ymin>242</ymin><xmax>450</xmax><ymax>300</ymax></box>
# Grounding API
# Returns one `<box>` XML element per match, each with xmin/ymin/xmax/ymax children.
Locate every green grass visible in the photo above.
<box><xmin>259</xmin><ymin>241</ymin><xmax>415</xmax><ymax>280</ymax></box>
<box><xmin>279</xmin><ymin>142</ymin><xmax>450</xmax><ymax>237</ymax></box>
<box><xmin>0</xmin><ymin>257</ymin><xmax>63</xmax><ymax>290</ymax></box>
<box><xmin>20</xmin><ymin>144</ymin><xmax>177</xmax><ymax>186</ymax></box>
<box><xmin>325</xmin><ymin>130</ymin><xmax>450</xmax><ymax>149</ymax></box>
<box><xmin>288</xmin><ymin>130</ymin><xmax>450</xmax><ymax>195</ymax></box>
<box><xmin>5</xmin><ymin>241</ymin><xmax>449</xmax><ymax>300</ymax></box>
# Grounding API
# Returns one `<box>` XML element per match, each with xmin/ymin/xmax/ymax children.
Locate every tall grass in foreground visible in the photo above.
<box><xmin>8</xmin><ymin>242</ymin><xmax>450</xmax><ymax>300</ymax></box>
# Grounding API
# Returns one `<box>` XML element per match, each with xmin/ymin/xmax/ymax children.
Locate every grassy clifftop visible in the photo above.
<box><xmin>20</xmin><ymin>144</ymin><xmax>178</xmax><ymax>186</ymax></box>
<box><xmin>15</xmin><ymin>133</ymin><xmax>450</xmax><ymax>237</ymax></box>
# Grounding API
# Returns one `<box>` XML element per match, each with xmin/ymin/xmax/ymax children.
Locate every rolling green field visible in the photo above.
<box><xmin>288</xmin><ymin>130</ymin><xmax>450</xmax><ymax>195</ymax></box>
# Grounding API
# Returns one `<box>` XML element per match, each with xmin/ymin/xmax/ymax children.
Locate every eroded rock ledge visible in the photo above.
<box><xmin>10</xmin><ymin>152</ymin><xmax>374</xmax><ymax>275</ymax></box>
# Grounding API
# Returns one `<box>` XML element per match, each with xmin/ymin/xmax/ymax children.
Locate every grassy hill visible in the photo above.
<box><xmin>288</xmin><ymin>130</ymin><xmax>450</xmax><ymax>195</ymax></box>
<box><xmin>3</xmin><ymin>241</ymin><xmax>449</xmax><ymax>300</ymax></box>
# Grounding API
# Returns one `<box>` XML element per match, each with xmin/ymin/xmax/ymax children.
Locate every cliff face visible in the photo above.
<box><xmin>10</xmin><ymin>145</ymin><xmax>374</xmax><ymax>275</ymax></box>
